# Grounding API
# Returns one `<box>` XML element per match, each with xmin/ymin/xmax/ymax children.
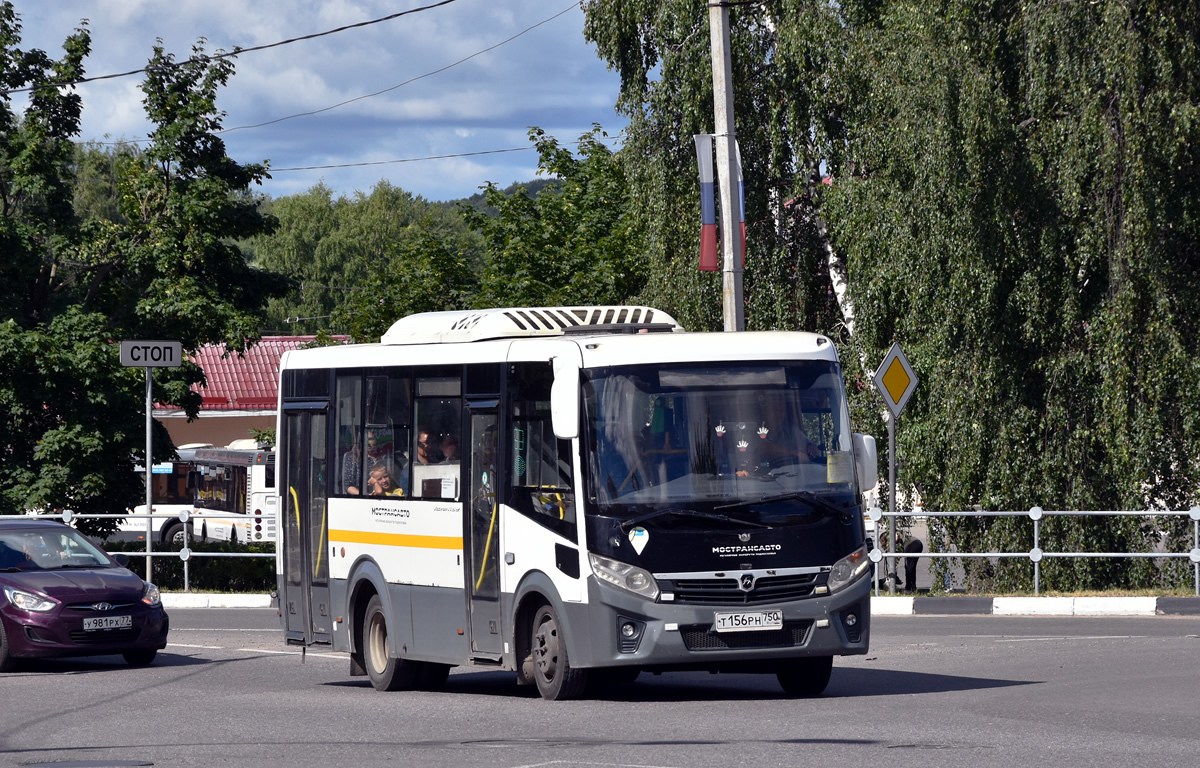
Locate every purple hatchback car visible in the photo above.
<box><xmin>0</xmin><ymin>517</ymin><xmax>169</xmax><ymax>671</ymax></box>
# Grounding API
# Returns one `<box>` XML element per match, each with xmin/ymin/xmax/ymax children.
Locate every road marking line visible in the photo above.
<box><xmin>238</xmin><ymin>648</ymin><xmax>346</xmax><ymax>659</ymax></box>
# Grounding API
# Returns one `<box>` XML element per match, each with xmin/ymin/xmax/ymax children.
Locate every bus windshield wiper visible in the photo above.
<box><xmin>619</xmin><ymin>507</ymin><xmax>771</xmax><ymax>532</ymax></box>
<box><xmin>714</xmin><ymin>490</ymin><xmax>844</xmax><ymax>517</ymax></box>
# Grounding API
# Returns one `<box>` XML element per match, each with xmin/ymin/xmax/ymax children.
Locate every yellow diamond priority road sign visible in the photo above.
<box><xmin>874</xmin><ymin>342</ymin><xmax>918</xmax><ymax>418</ymax></box>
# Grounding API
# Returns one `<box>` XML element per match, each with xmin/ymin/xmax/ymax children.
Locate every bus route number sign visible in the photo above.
<box><xmin>713</xmin><ymin>609</ymin><xmax>783</xmax><ymax>633</ymax></box>
<box><xmin>120</xmin><ymin>340</ymin><xmax>182</xmax><ymax>368</ymax></box>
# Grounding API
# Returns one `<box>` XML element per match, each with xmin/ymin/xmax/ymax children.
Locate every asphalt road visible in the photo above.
<box><xmin>3</xmin><ymin>609</ymin><xmax>1200</xmax><ymax>768</ymax></box>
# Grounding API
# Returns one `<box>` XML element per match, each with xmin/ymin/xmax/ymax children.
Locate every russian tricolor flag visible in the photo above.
<box><xmin>694</xmin><ymin>134</ymin><xmax>718</xmax><ymax>271</ymax></box>
<box><xmin>694</xmin><ymin>135</ymin><xmax>746</xmax><ymax>272</ymax></box>
<box><xmin>734</xmin><ymin>140</ymin><xmax>746</xmax><ymax>268</ymax></box>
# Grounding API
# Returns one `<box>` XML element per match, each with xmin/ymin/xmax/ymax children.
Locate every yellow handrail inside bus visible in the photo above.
<box><xmin>474</xmin><ymin>496</ymin><xmax>498</xmax><ymax>591</ymax></box>
<box><xmin>289</xmin><ymin>486</ymin><xmax>301</xmax><ymax>538</ymax></box>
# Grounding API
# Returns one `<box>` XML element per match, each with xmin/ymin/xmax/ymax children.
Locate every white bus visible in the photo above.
<box><xmin>190</xmin><ymin>447</ymin><xmax>278</xmax><ymax>544</ymax></box>
<box><xmin>117</xmin><ymin>446</ymin><xmax>210</xmax><ymax>546</ymax></box>
<box><xmin>275</xmin><ymin>306</ymin><xmax>878</xmax><ymax>699</ymax></box>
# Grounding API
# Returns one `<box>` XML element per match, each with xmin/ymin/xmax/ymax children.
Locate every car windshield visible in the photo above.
<box><xmin>583</xmin><ymin>360</ymin><xmax>861</xmax><ymax>526</ymax></box>
<box><xmin>0</xmin><ymin>527</ymin><xmax>113</xmax><ymax>571</ymax></box>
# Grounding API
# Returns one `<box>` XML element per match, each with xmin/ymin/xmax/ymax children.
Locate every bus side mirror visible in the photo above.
<box><xmin>853</xmin><ymin>433</ymin><xmax>878</xmax><ymax>493</ymax></box>
<box><xmin>550</xmin><ymin>357</ymin><xmax>580</xmax><ymax>440</ymax></box>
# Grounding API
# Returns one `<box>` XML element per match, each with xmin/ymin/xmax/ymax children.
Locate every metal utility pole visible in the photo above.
<box><xmin>708</xmin><ymin>2</ymin><xmax>744</xmax><ymax>333</ymax></box>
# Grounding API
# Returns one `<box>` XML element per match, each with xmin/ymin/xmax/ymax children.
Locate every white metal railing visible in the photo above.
<box><xmin>49</xmin><ymin>509</ymin><xmax>275</xmax><ymax>592</ymax></box>
<box><xmin>868</xmin><ymin>506</ymin><xmax>1200</xmax><ymax>596</ymax></box>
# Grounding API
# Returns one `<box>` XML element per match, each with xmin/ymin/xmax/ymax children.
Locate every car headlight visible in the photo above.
<box><xmin>827</xmin><ymin>545</ymin><xmax>870</xmax><ymax>594</ymax></box>
<box><xmin>142</xmin><ymin>582</ymin><xmax>162</xmax><ymax>607</ymax></box>
<box><xmin>4</xmin><ymin>586</ymin><xmax>58</xmax><ymax>612</ymax></box>
<box><xmin>589</xmin><ymin>554</ymin><xmax>659</xmax><ymax>600</ymax></box>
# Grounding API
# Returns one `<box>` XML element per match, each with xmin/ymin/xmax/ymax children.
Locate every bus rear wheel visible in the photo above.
<box><xmin>364</xmin><ymin>595</ymin><xmax>417</xmax><ymax>692</ymax></box>
<box><xmin>531</xmin><ymin>602</ymin><xmax>588</xmax><ymax>700</ymax></box>
<box><xmin>776</xmin><ymin>655</ymin><xmax>833</xmax><ymax>697</ymax></box>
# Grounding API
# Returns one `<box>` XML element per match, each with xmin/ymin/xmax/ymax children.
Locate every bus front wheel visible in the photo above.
<box><xmin>364</xmin><ymin>595</ymin><xmax>417</xmax><ymax>692</ymax></box>
<box><xmin>531</xmin><ymin>602</ymin><xmax>588</xmax><ymax>700</ymax></box>
<box><xmin>162</xmin><ymin>523</ymin><xmax>188</xmax><ymax>547</ymax></box>
<box><xmin>776</xmin><ymin>655</ymin><xmax>833</xmax><ymax>697</ymax></box>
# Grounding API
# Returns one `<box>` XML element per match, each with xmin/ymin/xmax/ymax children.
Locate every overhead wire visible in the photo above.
<box><xmin>58</xmin><ymin>2</ymin><xmax>600</xmax><ymax>175</ymax></box>
<box><xmin>0</xmin><ymin>0</ymin><xmax>464</xmax><ymax>95</ymax></box>
<box><xmin>221</xmin><ymin>1</ymin><xmax>582</xmax><ymax>134</ymax></box>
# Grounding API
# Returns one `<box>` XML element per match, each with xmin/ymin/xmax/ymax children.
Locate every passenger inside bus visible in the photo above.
<box><xmin>440</xmin><ymin>434</ymin><xmax>459</xmax><ymax>463</ymax></box>
<box><xmin>341</xmin><ymin>431</ymin><xmax>363</xmax><ymax>495</ymax></box>
<box><xmin>415</xmin><ymin>427</ymin><xmax>443</xmax><ymax>465</ymax></box>
<box><xmin>366</xmin><ymin>464</ymin><xmax>404</xmax><ymax>497</ymax></box>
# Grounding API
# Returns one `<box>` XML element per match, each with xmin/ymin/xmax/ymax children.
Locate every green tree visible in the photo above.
<box><xmin>0</xmin><ymin>18</ymin><xmax>287</xmax><ymax>534</ymax></box>
<box><xmin>462</xmin><ymin>126</ymin><xmax>650</xmax><ymax>308</ymax></box>
<box><xmin>253</xmin><ymin>180</ymin><xmax>482</xmax><ymax>337</ymax></box>
<box><xmin>583</xmin><ymin>2</ymin><xmax>843</xmax><ymax>334</ymax></box>
<box><xmin>585</xmin><ymin>0</ymin><xmax>1200</xmax><ymax>592</ymax></box>
<box><xmin>71</xmin><ymin>139</ymin><xmax>139</xmax><ymax>224</ymax></box>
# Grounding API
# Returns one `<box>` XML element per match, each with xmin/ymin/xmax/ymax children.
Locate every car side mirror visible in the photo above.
<box><xmin>113</xmin><ymin>553</ymin><xmax>131</xmax><ymax>568</ymax></box>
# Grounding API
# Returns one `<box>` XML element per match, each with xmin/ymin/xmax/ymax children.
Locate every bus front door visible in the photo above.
<box><xmin>281</xmin><ymin>409</ymin><xmax>333</xmax><ymax>647</ymax></box>
<box><xmin>466</xmin><ymin>408</ymin><xmax>503</xmax><ymax>659</ymax></box>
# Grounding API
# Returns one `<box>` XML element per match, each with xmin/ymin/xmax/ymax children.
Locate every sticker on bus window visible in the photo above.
<box><xmin>826</xmin><ymin>451</ymin><xmax>853</xmax><ymax>484</ymax></box>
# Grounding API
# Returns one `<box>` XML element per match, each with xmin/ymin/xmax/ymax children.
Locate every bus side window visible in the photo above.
<box><xmin>412</xmin><ymin>373</ymin><xmax>461</xmax><ymax>499</ymax></box>
<box><xmin>336</xmin><ymin>375</ymin><xmax>364</xmax><ymax>495</ymax></box>
<box><xmin>508</xmin><ymin>362</ymin><xmax>575</xmax><ymax>529</ymax></box>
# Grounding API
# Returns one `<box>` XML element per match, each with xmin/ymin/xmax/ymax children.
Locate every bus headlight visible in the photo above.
<box><xmin>589</xmin><ymin>554</ymin><xmax>659</xmax><ymax>601</ymax></box>
<box><xmin>826</xmin><ymin>546</ymin><xmax>870</xmax><ymax>594</ymax></box>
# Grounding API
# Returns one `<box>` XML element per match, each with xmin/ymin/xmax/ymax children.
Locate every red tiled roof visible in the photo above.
<box><xmin>189</xmin><ymin>336</ymin><xmax>322</xmax><ymax>411</ymax></box>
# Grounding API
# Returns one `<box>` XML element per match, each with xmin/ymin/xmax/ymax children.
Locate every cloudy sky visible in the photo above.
<box><xmin>14</xmin><ymin>0</ymin><xmax>629</xmax><ymax>202</ymax></box>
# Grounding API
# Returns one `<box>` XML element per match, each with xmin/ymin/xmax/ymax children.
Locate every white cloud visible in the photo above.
<box><xmin>12</xmin><ymin>0</ymin><xmax>627</xmax><ymax>201</ymax></box>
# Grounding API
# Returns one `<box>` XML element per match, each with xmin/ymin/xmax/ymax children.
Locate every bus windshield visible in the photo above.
<box><xmin>583</xmin><ymin>360</ymin><xmax>859</xmax><ymax>526</ymax></box>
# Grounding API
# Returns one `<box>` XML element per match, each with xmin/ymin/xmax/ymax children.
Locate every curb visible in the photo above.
<box><xmin>872</xmin><ymin>595</ymin><xmax>1200</xmax><ymax>616</ymax></box>
<box><xmin>162</xmin><ymin>593</ymin><xmax>274</xmax><ymax>609</ymax></box>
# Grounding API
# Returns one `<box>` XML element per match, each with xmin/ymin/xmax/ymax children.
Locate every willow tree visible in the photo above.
<box><xmin>583</xmin><ymin>1</ymin><xmax>845</xmax><ymax>336</ymax></box>
<box><xmin>585</xmin><ymin>0</ymin><xmax>1200</xmax><ymax>591</ymax></box>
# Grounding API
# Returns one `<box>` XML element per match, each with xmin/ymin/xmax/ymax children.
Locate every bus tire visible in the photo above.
<box><xmin>531</xmin><ymin>602</ymin><xmax>588</xmax><ymax>700</ymax></box>
<box><xmin>162</xmin><ymin>523</ymin><xmax>187</xmax><ymax>547</ymax></box>
<box><xmin>364</xmin><ymin>595</ymin><xmax>417</xmax><ymax>692</ymax></box>
<box><xmin>776</xmin><ymin>655</ymin><xmax>833</xmax><ymax>697</ymax></box>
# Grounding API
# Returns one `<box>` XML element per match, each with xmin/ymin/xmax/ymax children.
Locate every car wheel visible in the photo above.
<box><xmin>776</xmin><ymin>655</ymin><xmax>833</xmax><ymax>697</ymax></box>
<box><xmin>363</xmin><ymin>594</ymin><xmax>417</xmax><ymax>692</ymax></box>
<box><xmin>123</xmin><ymin>649</ymin><xmax>158</xmax><ymax>666</ymax></box>
<box><xmin>0</xmin><ymin>619</ymin><xmax>18</xmax><ymax>673</ymax></box>
<box><xmin>531</xmin><ymin>602</ymin><xmax>588</xmax><ymax>700</ymax></box>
